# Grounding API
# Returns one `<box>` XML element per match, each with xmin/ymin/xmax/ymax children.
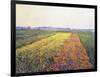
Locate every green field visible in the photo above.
<box><xmin>79</xmin><ymin>32</ymin><xmax>95</xmax><ymax>64</ymax></box>
<box><xmin>16</xmin><ymin>29</ymin><xmax>95</xmax><ymax>73</ymax></box>
<box><xmin>16</xmin><ymin>30</ymin><xmax>57</xmax><ymax>48</ymax></box>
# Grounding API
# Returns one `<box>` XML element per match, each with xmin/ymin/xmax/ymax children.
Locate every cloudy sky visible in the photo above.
<box><xmin>16</xmin><ymin>4</ymin><xmax>94</xmax><ymax>29</ymax></box>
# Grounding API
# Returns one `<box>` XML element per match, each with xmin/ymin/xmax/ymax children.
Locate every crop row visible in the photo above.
<box><xmin>79</xmin><ymin>32</ymin><xmax>95</xmax><ymax>65</ymax></box>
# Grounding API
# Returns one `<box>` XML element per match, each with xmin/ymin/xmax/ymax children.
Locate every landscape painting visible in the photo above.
<box><xmin>16</xmin><ymin>4</ymin><xmax>95</xmax><ymax>73</ymax></box>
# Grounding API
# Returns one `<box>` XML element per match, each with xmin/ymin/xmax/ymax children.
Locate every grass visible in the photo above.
<box><xmin>16</xmin><ymin>32</ymin><xmax>71</xmax><ymax>73</ymax></box>
<box><xmin>16</xmin><ymin>30</ymin><xmax>57</xmax><ymax>48</ymax></box>
<box><xmin>79</xmin><ymin>32</ymin><xmax>95</xmax><ymax>65</ymax></box>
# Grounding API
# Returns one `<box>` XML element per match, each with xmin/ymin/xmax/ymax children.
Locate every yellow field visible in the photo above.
<box><xmin>16</xmin><ymin>32</ymin><xmax>71</xmax><ymax>72</ymax></box>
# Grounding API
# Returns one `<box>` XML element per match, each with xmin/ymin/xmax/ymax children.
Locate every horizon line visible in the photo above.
<box><xmin>16</xmin><ymin>26</ymin><xmax>94</xmax><ymax>30</ymax></box>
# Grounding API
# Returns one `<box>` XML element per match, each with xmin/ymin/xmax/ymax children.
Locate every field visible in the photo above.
<box><xmin>16</xmin><ymin>29</ymin><xmax>95</xmax><ymax>73</ymax></box>
<box><xmin>79</xmin><ymin>32</ymin><xmax>95</xmax><ymax>64</ymax></box>
<box><xmin>16</xmin><ymin>30</ymin><xmax>57</xmax><ymax>48</ymax></box>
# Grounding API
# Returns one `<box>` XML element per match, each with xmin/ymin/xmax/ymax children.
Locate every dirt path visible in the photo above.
<box><xmin>47</xmin><ymin>33</ymin><xmax>93</xmax><ymax>71</ymax></box>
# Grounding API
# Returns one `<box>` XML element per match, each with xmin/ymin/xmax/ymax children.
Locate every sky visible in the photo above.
<box><xmin>16</xmin><ymin>4</ymin><xmax>95</xmax><ymax>29</ymax></box>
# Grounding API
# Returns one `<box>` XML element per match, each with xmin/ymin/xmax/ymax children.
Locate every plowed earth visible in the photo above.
<box><xmin>48</xmin><ymin>33</ymin><xmax>93</xmax><ymax>71</ymax></box>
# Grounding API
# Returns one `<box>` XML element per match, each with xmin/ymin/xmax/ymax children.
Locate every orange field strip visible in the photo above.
<box><xmin>48</xmin><ymin>33</ymin><xmax>93</xmax><ymax>71</ymax></box>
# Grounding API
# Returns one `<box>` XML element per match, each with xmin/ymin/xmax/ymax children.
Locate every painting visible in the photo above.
<box><xmin>11</xmin><ymin>0</ymin><xmax>97</xmax><ymax>76</ymax></box>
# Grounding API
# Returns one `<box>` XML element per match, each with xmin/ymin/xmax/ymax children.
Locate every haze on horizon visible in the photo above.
<box><xmin>16</xmin><ymin>4</ymin><xmax>95</xmax><ymax>29</ymax></box>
